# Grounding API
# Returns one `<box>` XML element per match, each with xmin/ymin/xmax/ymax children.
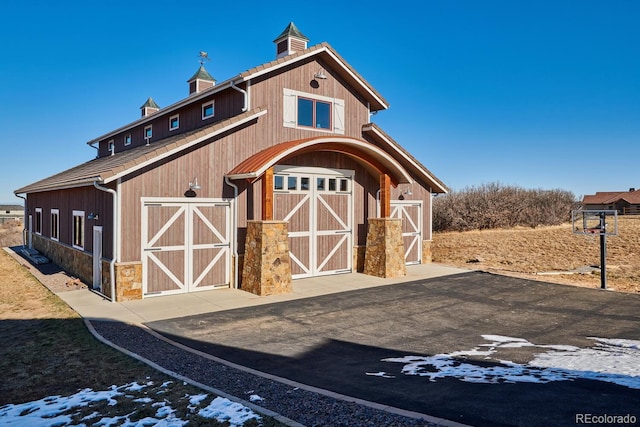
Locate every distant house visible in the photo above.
<box><xmin>0</xmin><ymin>205</ymin><xmax>23</xmax><ymax>225</ymax></box>
<box><xmin>582</xmin><ymin>188</ymin><xmax>640</xmax><ymax>215</ymax></box>
<box><xmin>14</xmin><ymin>23</ymin><xmax>447</xmax><ymax>302</ymax></box>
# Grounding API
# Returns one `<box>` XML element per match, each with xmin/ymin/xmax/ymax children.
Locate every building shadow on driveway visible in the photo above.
<box><xmin>144</xmin><ymin>272</ymin><xmax>640</xmax><ymax>426</ymax></box>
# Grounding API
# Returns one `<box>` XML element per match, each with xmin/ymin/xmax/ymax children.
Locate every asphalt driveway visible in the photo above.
<box><xmin>147</xmin><ymin>271</ymin><xmax>640</xmax><ymax>426</ymax></box>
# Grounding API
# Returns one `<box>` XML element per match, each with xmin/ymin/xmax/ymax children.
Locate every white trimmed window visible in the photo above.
<box><xmin>51</xmin><ymin>209</ymin><xmax>59</xmax><ymax>241</ymax></box>
<box><xmin>72</xmin><ymin>210</ymin><xmax>84</xmax><ymax>250</ymax></box>
<box><xmin>169</xmin><ymin>114</ymin><xmax>179</xmax><ymax>131</ymax></box>
<box><xmin>202</xmin><ymin>101</ymin><xmax>214</xmax><ymax>120</ymax></box>
<box><xmin>108</xmin><ymin>140</ymin><xmax>115</xmax><ymax>155</ymax></box>
<box><xmin>34</xmin><ymin>207</ymin><xmax>42</xmax><ymax>235</ymax></box>
<box><xmin>283</xmin><ymin>88</ymin><xmax>345</xmax><ymax>134</ymax></box>
<box><xmin>144</xmin><ymin>125</ymin><xmax>153</xmax><ymax>141</ymax></box>
<box><xmin>124</xmin><ymin>134</ymin><xmax>132</xmax><ymax>146</ymax></box>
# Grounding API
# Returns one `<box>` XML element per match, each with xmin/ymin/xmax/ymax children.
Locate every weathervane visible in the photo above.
<box><xmin>198</xmin><ymin>51</ymin><xmax>210</xmax><ymax>65</ymax></box>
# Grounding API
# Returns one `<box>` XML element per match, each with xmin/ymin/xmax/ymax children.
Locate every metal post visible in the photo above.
<box><xmin>599</xmin><ymin>213</ymin><xmax>607</xmax><ymax>290</ymax></box>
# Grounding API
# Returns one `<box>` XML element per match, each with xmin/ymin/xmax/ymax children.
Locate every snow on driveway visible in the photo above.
<box><xmin>380</xmin><ymin>335</ymin><xmax>640</xmax><ymax>389</ymax></box>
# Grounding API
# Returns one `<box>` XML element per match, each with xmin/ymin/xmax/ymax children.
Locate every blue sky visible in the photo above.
<box><xmin>2</xmin><ymin>1</ymin><xmax>639</xmax><ymax>204</ymax></box>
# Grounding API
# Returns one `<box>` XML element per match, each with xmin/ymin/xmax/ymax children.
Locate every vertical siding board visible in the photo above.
<box><xmin>25</xmin><ymin>186</ymin><xmax>113</xmax><ymax>258</ymax></box>
<box><xmin>97</xmin><ymin>54</ymin><xmax>434</xmax><ymax>266</ymax></box>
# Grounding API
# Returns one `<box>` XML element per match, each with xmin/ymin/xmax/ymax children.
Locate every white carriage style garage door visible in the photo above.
<box><xmin>142</xmin><ymin>198</ymin><xmax>231</xmax><ymax>297</ymax></box>
<box><xmin>273</xmin><ymin>166</ymin><xmax>353</xmax><ymax>279</ymax></box>
<box><xmin>390</xmin><ymin>200</ymin><xmax>423</xmax><ymax>265</ymax></box>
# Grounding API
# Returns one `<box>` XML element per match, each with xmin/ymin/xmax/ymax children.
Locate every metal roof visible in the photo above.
<box><xmin>187</xmin><ymin>64</ymin><xmax>216</xmax><ymax>83</ymax></box>
<box><xmin>273</xmin><ymin>22</ymin><xmax>309</xmax><ymax>42</ymax></box>
<box><xmin>15</xmin><ymin>108</ymin><xmax>266</xmax><ymax>194</ymax></box>
<box><xmin>226</xmin><ymin>135</ymin><xmax>414</xmax><ymax>186</ymax></box>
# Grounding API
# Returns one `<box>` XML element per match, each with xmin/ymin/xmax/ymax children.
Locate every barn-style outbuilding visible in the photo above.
<box><xmin>15</xmin><ymin>23</ymin><xmax>447</xmax><ymax>301</ymax></box>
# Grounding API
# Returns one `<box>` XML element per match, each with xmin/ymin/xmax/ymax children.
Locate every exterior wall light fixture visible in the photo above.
<box><xmin>314</xmin><ymin>69</ymin><xmax>327</xmax><ymax>80</ymax></box>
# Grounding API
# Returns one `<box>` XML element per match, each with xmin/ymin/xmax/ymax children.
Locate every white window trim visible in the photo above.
<box><xmin>72</xmin><ymin>210</ymin><xmax>85</xmax><ymax>250</ymax></box>
<box><xmin>169</xmin><ymin>114</ymin><xmax>180</xmax><ymax>131</ymax></box>
<box><xmin>51</xmin><ymin>209</ymin><xmax>59</xmax><ymax>241</ymax></box>
<box><xmin>35</xmin><ymin>207</ymin><xmax>42</xmax><ymax>235</ymax></box>
<box><xmin>144</xmin><ymin>125</ymin><xmax>153</xmax><ymax>141</ymax></box>
<box><xmin>202</xmin><ymin>101</ymin><xmax>215</xmax><ymax>120</ymax></box>
<box><xmin>124</xmin><ymin>134</ymin><xmax>132</xmax><ymax>146</ymax></box>
<box><xmin>108</xmin><ymin>139</ymin><xmax>115</xmax><ymax>155</ymax></box>
<box><xmin>283</xmin><ymin>88</ymin><xmax>345</xmax><ymax>135</ymax></box>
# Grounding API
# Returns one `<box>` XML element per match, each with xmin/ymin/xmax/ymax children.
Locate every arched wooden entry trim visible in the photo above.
<box><xmin>226</xmin><ymin>136</ymin><xmax>413</xmax><ymax>219</ymax></box>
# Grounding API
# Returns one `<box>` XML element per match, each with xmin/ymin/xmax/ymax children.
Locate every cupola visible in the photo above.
<box><xmin>140</xmin><ymin>97</ymin><xmax>160</xmax><ymax>117</ymax></box>
<box><xmin>188</xmin><ymin>64</ymin><xmax>216</xmax><ymax>95</ymax></box>
<box><xmin>273</xmin><ymin>22</ymin><xmax>309</xmax><ymax>59</ymax></box>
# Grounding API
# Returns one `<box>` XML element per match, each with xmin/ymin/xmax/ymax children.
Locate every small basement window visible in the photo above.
<box><xmin>169</xmin><ymin>114</ymin><xmax>179</xmax><ymax>131</ymax></box>
<box><xmin>202</xmin><ymin>101</ymin><xmax>214</xmax><ymax>120</ymax></box>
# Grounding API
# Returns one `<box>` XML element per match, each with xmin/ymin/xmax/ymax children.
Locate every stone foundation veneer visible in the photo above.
<box><xmin>241</xmin><ymin>220</ymin><xmax>292</xmax><ymax>296</ymax></box>
<box><xmin>33</xmin><ymin>235</ymin><xmax>93</xmax><ymax>286</ymax></box>
<box><xmin>363</xmin><ymin>218</ymin><xmax>406</xmax><ymax>278</ymax></box>
<box><xmin>422</xmin><ymin>240</ymin><xmax>433</xmax><ymax>263</ymax></box>
<box><xmin>32</xmin><ymin>235</ymin><xmax>142</xmax><ymax>302</ymax></box>
<box><xmin>114</xmin><ymin>262</ymin><xmax>142</xmax><ymax>301</ymax></box>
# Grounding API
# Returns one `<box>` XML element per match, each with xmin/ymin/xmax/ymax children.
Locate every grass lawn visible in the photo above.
<box><xmin>0</xmin><ymin>248</ymin><xmax>283</xmax><ymax>426</ymax></box>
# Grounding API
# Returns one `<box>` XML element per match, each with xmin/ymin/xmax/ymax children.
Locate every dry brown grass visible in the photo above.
<box><xmin>0</xmin><ymin>221</ymin><xmax>23</xmax><ymax>248</ymax></box>
<box><xmin>433</xmin><ymin>215</ymin><xmax>640</xmax><ymax>294</ymax></box>
<box><xmin>0</xmin><ymin>249</ymin><xmax>286</xmax><ymax>425</ymax></box>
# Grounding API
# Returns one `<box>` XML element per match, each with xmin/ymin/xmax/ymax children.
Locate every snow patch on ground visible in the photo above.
<box><xmin>0</xmin><ymin>381</ymin><xmax>261</xmax><ymax>426</ymax></box>
<box><xmin>382</xmin><ymin>335</ymin><xmax>640</xmax><ymax>389</ymax></box>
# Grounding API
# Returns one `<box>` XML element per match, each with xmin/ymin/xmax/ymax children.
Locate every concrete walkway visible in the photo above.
<box><xmin>55</xmin><ymin>263</ymin><xmax>469</xmax><ymax>324</ymax></box>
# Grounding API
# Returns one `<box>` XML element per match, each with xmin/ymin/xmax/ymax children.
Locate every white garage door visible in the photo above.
<box><xmin>273</xmin><ymin>166</ymin><xmax>353</xmax><ymax>279</ymax></box>
<box><xmin>142</xmin><ymin>199</ymin><xmax>231</xmax><ymax>297</ymax></box>
<box><xmin>391</xmin><ymin>200</ymin><xmax>423</xmax><ymax>265</ymax></box>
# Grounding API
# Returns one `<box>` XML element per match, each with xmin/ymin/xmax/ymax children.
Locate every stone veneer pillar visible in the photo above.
<box><xmin>242</xmin><ymin>220</ymin><xmax>292</xmax><ymax>296</ymax></box>
<box><xmin>114</xmin><ymin>262</ymin><xmax>142</xmax><ymax>301</ymax></box>
<box><xmin>363</xmin><ymin>218</ymin><xmax>406</xmax><ymax>278</ymax></box>
<box><xmin>422</xmin><ymin>240</ymin><xmax>433</xmax><ymax>263</ymax></box>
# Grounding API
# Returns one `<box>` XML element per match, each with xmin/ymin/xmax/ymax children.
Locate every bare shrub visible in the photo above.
<box><xmin>0</xmin><ymin>221</ymin><xmax>24</xmax><ymax>247</ymax></box>
<box><xmin>433</xmin><ymin>182</ymin><xmax>578</xmax><ymax>232</ymax></box>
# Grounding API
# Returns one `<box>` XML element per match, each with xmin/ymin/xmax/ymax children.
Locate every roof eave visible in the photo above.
<box><xmin>86</xmin><ymin>80</ymin><xmax>235</xmax><ymax>146</ymax></box>
<box><xmin>362</xmin><ymin>123</ymin><xmax>448</xmax><ymax>194</ymax></box>
<box><xmin>239</xmin><ymin>44</ymin><xmax>389</xmax><ymax>111</ymax></box>
<box><xmin>102</xmin><ymin>108</ymin><xmax>268</xmax><ymax>185</ymax></box>
<box><xmin>14</xmin><ymin>178</ymin><xmax>103</xmax><ymax>195</ymax></box>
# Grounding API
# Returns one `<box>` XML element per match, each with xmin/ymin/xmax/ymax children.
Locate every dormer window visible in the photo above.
<box><xmin>169</xmin><ymin>114</ymin><xmax>179</xmax><ymax>131</ymax></box>
<box><xmin>124</xmin><ymin>134</ymin><xmax>132</xmax><ymax>146</ymax></box>
<box><xmin>108</xmin><ymin>140</ymin><xmax>115</xmax><ymax>155</ymax></box>
<box><xmin>202</xmin><ymin>101</ymin><xmax>214</xmax><ymax>120</ymax></box>
<box><xmin>144</xmin><ymin>125</ymin><xmax>152</xmax><ymax>142</ymax></box>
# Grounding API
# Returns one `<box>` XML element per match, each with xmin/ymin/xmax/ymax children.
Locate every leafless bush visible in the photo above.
<box><xmin>0</xmin><ymin>221</ymin><xmax>24</xmax><ymax>247</ymax></box>
<box><xmin>433</xmin><ymin>182</ymin><xmax>578</xmax><ymax>232</ymax></box>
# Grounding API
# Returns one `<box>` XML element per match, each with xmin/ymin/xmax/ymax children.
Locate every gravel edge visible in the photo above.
<box><xmin>89</xmin><ymin>320</ymin><xmax>450</xmax><ymax>427</ymax></box>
